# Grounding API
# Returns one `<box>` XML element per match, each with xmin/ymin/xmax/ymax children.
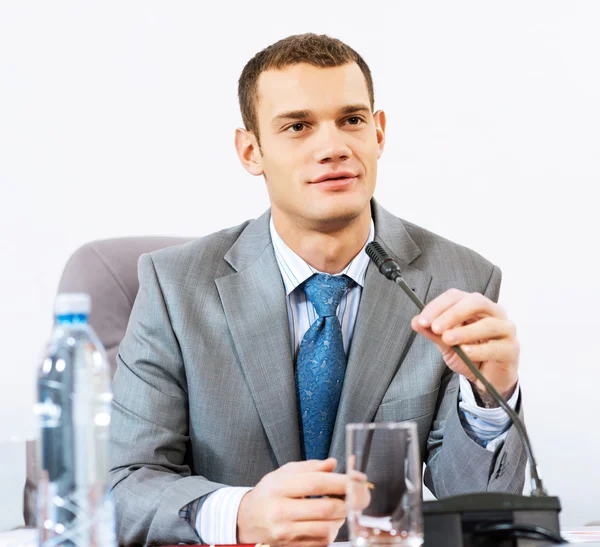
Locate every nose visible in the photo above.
<box><xmin>312</xmin><ymin>124</ymin><xmax>352</xmax><ymax>164</ymax></box>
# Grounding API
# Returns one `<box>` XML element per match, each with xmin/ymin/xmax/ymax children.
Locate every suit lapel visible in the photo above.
<box><xmin>329</xmin><ymin>203</ymin><xmax>433</xmax><ymax>466</ymax></box>
<box><xmin>215</xmin><ymin>212</ymin><xmax>301</xmax><ymax>466</ymax></box>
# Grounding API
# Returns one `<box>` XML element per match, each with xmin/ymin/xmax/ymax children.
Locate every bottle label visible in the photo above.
<box><xmin>34</xmin><ymin>397</ymin><xmax>62</xmax><ymax>428</ymax></box>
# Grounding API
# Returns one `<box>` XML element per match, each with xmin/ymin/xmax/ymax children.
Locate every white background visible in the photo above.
<box><xmin>1</xmin><ymin>0</ymin><xmax>599</xmax><ymax>532</ymax></box>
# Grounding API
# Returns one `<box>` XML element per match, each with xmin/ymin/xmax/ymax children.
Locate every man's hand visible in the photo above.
<box><xmin>237</xmin><ymin>458</ymin><xmax>347</xmax><ymax>547</ymax></box>
<box><xmin>410</xmin><ymin>289</ymin><xmax>519</xmax><ymax>401</ymax></box>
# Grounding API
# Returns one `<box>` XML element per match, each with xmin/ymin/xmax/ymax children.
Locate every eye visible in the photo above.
<box><xmin>345</xmin><ymin>116</ymin><xmax>364</xmax><ymax>125</ymax></box>
<box><xmin>286</xmin><ymin>123</ymin><xmax>307</xmax><ymax>133</ymax></box>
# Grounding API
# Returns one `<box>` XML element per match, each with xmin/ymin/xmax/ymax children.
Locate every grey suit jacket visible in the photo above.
<box><xmin>109</xmin><ymin>201</ymin><xmax>527</xmax><ymax>546</ymax></box>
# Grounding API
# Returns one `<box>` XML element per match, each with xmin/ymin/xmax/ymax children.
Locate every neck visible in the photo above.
<box><xmin>272</xmin><ymin>208</ymin><xmax>372</xmax><ymax>274</ymax></box>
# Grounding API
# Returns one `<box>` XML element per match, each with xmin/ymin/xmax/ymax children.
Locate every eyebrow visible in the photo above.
<box><xmin>339</xmin><ymin>104</ymin><xmax>371</xmax><ymax>115</ymax></box>
<box><xmin>271</xmin><ymin>104</ymin><xmax>371</xmax><ymax>127</ymax></box>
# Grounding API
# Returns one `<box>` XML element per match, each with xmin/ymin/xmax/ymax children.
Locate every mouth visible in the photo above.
<box><xmin>310</xmin><ymin>172</ymin><xmax>359</xmax><ymax>190</ymax></box>
<box><xmin>312</xmin><ymin>171</ymin><xmax>358</xmax><ymax>184</ymax></box>
<box><xmin>312</xmin><ymin>176</ymin><xmax>357</xmax><ymax>190</ymax></box>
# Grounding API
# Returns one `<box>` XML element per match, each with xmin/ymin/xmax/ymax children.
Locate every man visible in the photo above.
<box><xmin>109</xmin><ymin>33</ymin><xmax>525</xmax><ymax>546</ymax></box>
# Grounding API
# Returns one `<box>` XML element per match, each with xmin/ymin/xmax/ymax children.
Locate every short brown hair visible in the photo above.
<box><xmin>238</xmin><ymin>33</ymin><xmax>375</xmax><ymax>142</ymax></box>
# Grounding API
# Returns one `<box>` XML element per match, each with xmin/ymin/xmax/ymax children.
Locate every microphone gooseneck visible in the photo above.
<box><xmin>366</xmin><ymin>241</ymin><xmax>546</xmax><ymax>497</ymax></box>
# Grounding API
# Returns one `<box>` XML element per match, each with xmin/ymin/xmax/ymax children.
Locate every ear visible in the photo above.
<box><xmin>235</xmin><ymin>128</ymin><xmax>264</xmax><ymax>176</ymax></box>
<box><xmin>373</xmin><ymin>110</ymin><xmax>386</xmax><ymax>159</ymax></box>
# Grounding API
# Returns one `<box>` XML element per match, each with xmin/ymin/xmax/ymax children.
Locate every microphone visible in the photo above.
<box><xmin>366</xmin><ymin>241</ymin><xmax>563</xmax><ymax>546</ymax></box>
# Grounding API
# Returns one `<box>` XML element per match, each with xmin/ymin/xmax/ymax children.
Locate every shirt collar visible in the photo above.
<box><xmin>270</xmin><ymin>216</ymin><xmax>374</xmax><ymax>296</ymax></box>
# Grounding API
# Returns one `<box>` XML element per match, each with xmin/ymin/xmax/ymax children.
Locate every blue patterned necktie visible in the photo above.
<box><xmin>296</xmin><ymin>273</ymin><xmax>352</xmax><ymax>460</ymax></box>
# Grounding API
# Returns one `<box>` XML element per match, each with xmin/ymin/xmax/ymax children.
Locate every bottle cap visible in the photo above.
<box><xmin>54</xmin><ymin>293</ymin><xmax>91</xmax><ymax>316</ymax></box>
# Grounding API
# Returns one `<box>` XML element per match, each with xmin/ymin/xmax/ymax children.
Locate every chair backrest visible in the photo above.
<box><xmin>24</xmin><ymin>236</ymin><xmax>193</xmax><ymax>525</ymax></box>
<box><xmin>56</xmin><ymin>236</ymin><xmax>194</xmax><ymax>374</ymax></box>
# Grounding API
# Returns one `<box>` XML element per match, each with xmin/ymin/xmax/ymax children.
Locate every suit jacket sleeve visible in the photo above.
<box><xmin>423</xmin><ymin>265</ymin><xmax>527</xmax><ymax>497</ymax></box>
<box><xmin>109</xmin><ymin>254</ymin><xmax>227</xmax><ymax>546</ymax></box>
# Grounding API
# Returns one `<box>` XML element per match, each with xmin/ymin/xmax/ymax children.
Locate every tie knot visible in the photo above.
<box><xmin>303</xmin><ymin>274</ymin><xmax>352</xmax><ymax>317</ymax></box>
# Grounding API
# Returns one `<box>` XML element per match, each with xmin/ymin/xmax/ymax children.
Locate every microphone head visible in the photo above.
<box><xmin>366</xmin><ymin>242</ymin><xmax>402</xmax><ymax>281</ymax></box>
<box><xmin>365</xmin><ymin>241</ymin><xmax>389</xmax><ymax>269</ymax></box>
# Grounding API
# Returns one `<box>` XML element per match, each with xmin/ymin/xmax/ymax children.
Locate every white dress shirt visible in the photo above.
<box><xmin>195</xmin><ymin>217</ymin><xmax>519</xmax><ymax>544</ymax></box>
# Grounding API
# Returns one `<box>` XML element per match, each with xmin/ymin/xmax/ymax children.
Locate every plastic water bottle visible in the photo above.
<box><xmin>35</xmin><ymin>293</ymin><xmax>116</xmax><ymax>546</ymax></box>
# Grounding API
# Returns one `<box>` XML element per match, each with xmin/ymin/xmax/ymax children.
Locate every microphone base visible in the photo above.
<box><xmin>423</xmin><ymin>493</ymin><xmax>562</xmax><ymax>546</ymax></box>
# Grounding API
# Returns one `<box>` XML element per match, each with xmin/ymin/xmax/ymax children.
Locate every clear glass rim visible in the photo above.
<box><xmin>346</xmin><ymin>421</ymin><xmax>417</xmax><ymax>431</ymax></box>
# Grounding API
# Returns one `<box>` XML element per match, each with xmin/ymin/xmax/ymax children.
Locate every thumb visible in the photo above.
<box><xmin>314</xmin><ymin>457</ymin><xmax>337</xmax><ymax>472</ymax></box>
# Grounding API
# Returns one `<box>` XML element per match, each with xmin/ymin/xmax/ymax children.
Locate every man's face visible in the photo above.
<box><xmin>246</xmin><ymin>62</ymin><xmax>385</xmax><ymax>230</ymax></box>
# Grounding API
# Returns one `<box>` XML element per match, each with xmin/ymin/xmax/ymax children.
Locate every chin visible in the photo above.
<box><xmin>308</xmin><ymin>198</ymin><xmax>370</xmax><ymax>227</ymax></box>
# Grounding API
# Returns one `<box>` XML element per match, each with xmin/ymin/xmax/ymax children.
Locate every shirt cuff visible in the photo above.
<box><xmin>458</xmin><ymin>375</ymin><xmax>520</xmax><ymax>452</ymax></box>
<box><xmin>196</xmin><ymin>486</ymin><xmax>253</xmax><ymax>544</ymax></box>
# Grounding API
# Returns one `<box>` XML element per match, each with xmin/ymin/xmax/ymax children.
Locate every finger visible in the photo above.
<box><xmin>279</xmin><ymin>458</ymin><xmax>337</xmax><ymax>474</ymax></box>
<box><xmin>347</xmin><ymin>480</ymin><xmax>371</xmax><ymax>512</ymax></box>
<box><xmin>442</xmin><ymin>317</ymin><xmax>516</xmax><ymax>346</ymax></box>
<box><xmin>462</xmin><ymin>339</ymin><xmax>519</xmax><ymax>363</ymax></box>
<box><xmin>411</xmin><ymin>316</ymin><xmax>449</xmax><ymax>353</ymax></box>
<box><xmin>279</xmin><ymin>497</ymin><xmax>346</xmax><ymax>521</ymax></box>
<box><xmin>282</xmin><ymin>471</ymin><xmax>347</xmax><ymax>498</ymax></box>
<box><xmin>412</xmin><ymin>318</ymin><xmax>488</xmax><ymax>372</ymax></box>
<box><xmin>347</xmin><ymin>469</ymin><xmax>369</xmax><ymax>483</ymax></box>
<box><xmin>430</xmin><ymin>293</ymin><xmax>507</xmax><ymax>335</ymax></box>
<box><xmin>416</xmin><ymin>288</ymin><xmax>467</xmax><ymax>328</ymax></box>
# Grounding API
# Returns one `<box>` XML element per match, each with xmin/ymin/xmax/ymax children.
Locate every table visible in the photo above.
<box><xmin>2</xmin><ymin>528</ymin><xmax>600</xmax><ymax>546</ymax></box>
